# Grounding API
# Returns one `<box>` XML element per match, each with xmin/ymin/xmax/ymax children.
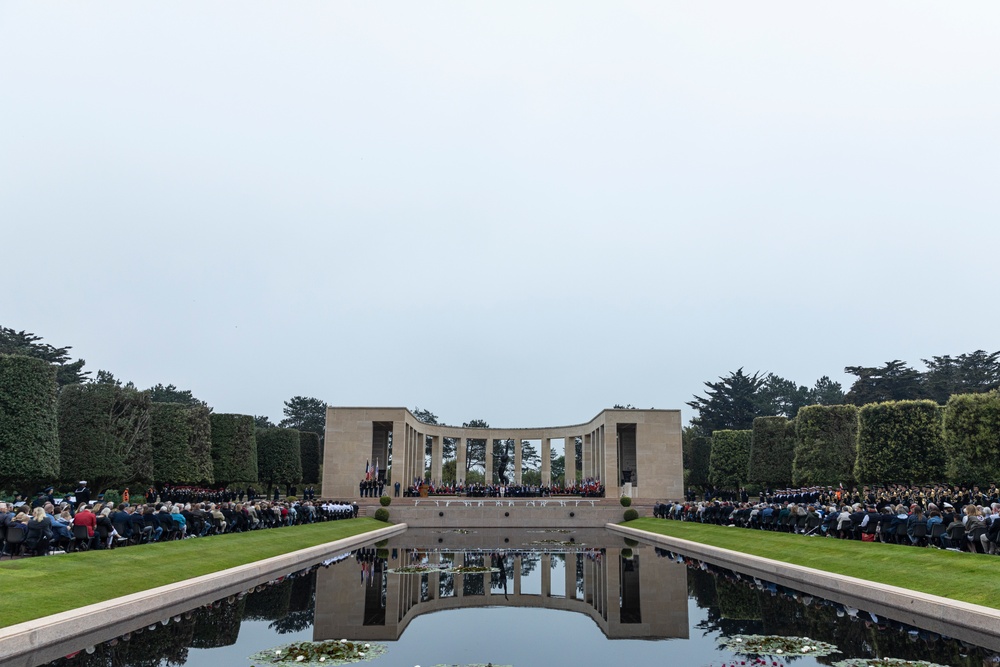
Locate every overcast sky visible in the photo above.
<box><xmin>2</xmin><ymin>3</ymin><xmax>998</xmax><ymax>429</ymax></box>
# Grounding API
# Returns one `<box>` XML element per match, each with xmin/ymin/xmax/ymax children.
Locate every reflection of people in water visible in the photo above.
<box><xmin>492</xmin><ymin>553</ymin><xmax>509</xmax><ymax>600</ymax></box>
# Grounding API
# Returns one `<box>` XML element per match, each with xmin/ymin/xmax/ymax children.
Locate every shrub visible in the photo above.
<box><xmin>748</xmin><ymin>416</ymin><xmax>794</xmax><ymax>487</ymax></box>
<box><xmin>619</xmin><ymin>495</ymin><xmax>632</xmax><ymax>507</ymax></box>
<box><xmin>708</xmin><ymin>430</ymin><xmax>753</xmax><ymax>490</ymax></box>
<box><xmin>59</xmin><ymin>383</ymin><xmax>153</xmax><ymax>490</ymax></box>
<box><xmin>855</xmin><ymin>400</ymin><xmax>945</xmax><ymax>484</ymax></box>
<box><xmin>0</xmin><ymin>355</ymin><xmax>60</xmax><ymax>485</ymax></box>
<box><xmin>379</xmin><ymin>495</ymin><xmax>391</xmax><ymax>506</ymax></box>
<box><xmin>793</xmin><ymin>405</ymin><xmax>859</xmax><ymax>486</ymax></box>
<box><xmin>684</xmin><ymin>432</ymin><xmax>711</xmax><ymax>487</ymax></box>
<box><xmin>299</xmin><ymin>431</ymin><xmax>321</xmax><ymax>485</ymax></box>
<box><xmin>943</xmin><ymin>391</ymin><xmax>1000</xmax><ymax>485</ymax></box>
<box><xmin>256</xmin><ymin>428</ymin><xmax>303</xmax><ymax>488</ymax></box>
<box><xmin>210</xmin><ymin>414</ymin><xmax>258</xmax><ymax>485</ymax></box>
<box><xmin>623</xmin><ymin>508</ymin><xmax>639</xmax><ymax>521</ymax></box>
<box><xmin>373</xmin><ymin>507</ymin><xmax>390</xmax><ymax>522</ymax></box>
<box><xmin>102</xmin><ymin>489</ymin><xmax>122</xmax><ymax>507</ymax></box>
<box><xmin>150</xmin><ymin>403</ymin><xmax>214</xmax><ymax>484</ymax></box>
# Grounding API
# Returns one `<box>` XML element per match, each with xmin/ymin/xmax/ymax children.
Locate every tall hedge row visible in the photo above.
<box><xmin>299</xmin><ymin>430</ymin><xmax>321</xmax><ymax>485</ymax></box>
<box><xmin>58</xmin><ymin>383</ymin><xmax>153</xmax><ymax>490</ymax></box>
<box><xmin>747</xmin><ymin>416</ymin><xmax>795</xmax><ymax>487</ymax></box>
<box><xmin>943</xmin><ymin>391</ymin><xmax>1000</xmax><ymax>485</ymax></box>
<box><xmin>708</xmin><ymin>429</ymin><xmax>752</xmax><ymax>489</ymax></box>
<box><xmin>855</xmin><ymin>400</ymin><xmax>945</xmax><ymax>484</ymax></box>
<box><xmin>151</xmin><ymin>402</ymin><xmax>214</xmax><ymax>484</ymax></box>
<box><xmin>793</xmin><ymin>405</ymin><xmax>858</xmax><ymax>486</ymax></box>
<box><xmin>256</xmin><ymin>427</ymin><xmax>302</xmax><ymax>487</ymax></box>
<box><xmin>0</xmin><ymin>355</ymin><xmax>60</xmax><ymax>484</ymax></box>
<box><xmin>210</xmin><ymin>413</ymin><xmax>258</xmax><ymax>484</ymax></box>
<box><xmin>684</xmin><ymin>434</ymin><xmax>711</xmax><ymax>487</ymax></box>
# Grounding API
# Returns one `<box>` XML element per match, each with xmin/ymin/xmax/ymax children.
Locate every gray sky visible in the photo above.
<box><xmin>2</xmin><ymin>2</ymin><xmax>998</xmax><ymax>429</ymax></box>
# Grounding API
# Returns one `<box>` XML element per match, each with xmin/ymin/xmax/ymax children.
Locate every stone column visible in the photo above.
<box><xmin>541</xmin><ymin>554</ymin><xmax>551</xmax><ymax>597</ymax></box>
<box><xmin>514</xmin><ymin>438</ymin><xmax>522</xmax><ymax>485</ymax></box>
<box><xmin>541</xmin><ymin>438</ymin><xmax>551</xmax><ymax>487</ymax></box>
<box><xmin>513</xmin><ymin>556</ymin><xmax>522</xmax><ymax>596</ymax></box>
<box><xmin>565</xmin><ymin>553</ymin><xmax>576</xmax><ymax>599</ymax></box>
<box><xmin>583</xmin><ymin>433</ymin><xmax>592</xmax><ymax>481</ymax></box>
<box><xmin>455</xmin><ymin>437</ymin><xmax>466</xmax><ymax>486</ymax></box>
<box><xmin>431</xmin><ymin>435</ymin><xmax>442</xmax><ymax>485</ymax></box>
<box><xmin>485</xmin><ymin>436</ymin><xmax>493</xmax><ymax>484</ymax></box>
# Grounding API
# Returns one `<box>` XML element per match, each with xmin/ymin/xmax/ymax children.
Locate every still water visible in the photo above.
<box><xmin>44</xmin><ymin>528</ymin><xmax>998</xmax><ymax>667</ymax></box>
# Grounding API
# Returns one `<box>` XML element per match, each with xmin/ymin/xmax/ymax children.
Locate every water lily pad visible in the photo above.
<box><xmin>719</xmin><ymin>634</ymin><xmax>839</xmax><ymax>657</ymax></box>
<box><xmin>386</xmin><ymin>564</ymin><xmax>449</xmax><ymax>575</ymax></box>
<box><xmin>249</xmin><ymin>640</ymin><xmax>387</xmax><ymax>666</ymax></box>
<box><xmin>446</xmin><ymin>566</ymin><xmax>501</xmax><ymax>574</ymax></box>
<box><xmin>833</xmin><ymin>660</ymin><xmax>949</xmax><ymax>667</ymax></box>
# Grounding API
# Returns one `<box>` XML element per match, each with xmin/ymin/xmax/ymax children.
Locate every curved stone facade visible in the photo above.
<box><xmin>322</xmin><ymin>407</ymin><xmax>683</xmax><ymax>501</ymax></box>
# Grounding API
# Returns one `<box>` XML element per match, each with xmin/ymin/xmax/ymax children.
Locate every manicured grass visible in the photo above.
<box><xmin>625</xmin><ymin>518</ymin><xmax>1000</xmax><ymax>609</ymax></box>
<box><xmin>0</xmin><ymin>518</ymin><xmax>385</xmax><ymax>628</ymax></box>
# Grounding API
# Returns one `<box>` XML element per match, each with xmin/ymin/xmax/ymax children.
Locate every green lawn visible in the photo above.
<box><xmin>625</xmin><ymin>518</ymin><xmax>1000</xmax><ymax>609</ymax></box>
<box><xmin>0</xmin><ymin>518</ymin><xmax>385</xmax><ymax>628</ymax></box>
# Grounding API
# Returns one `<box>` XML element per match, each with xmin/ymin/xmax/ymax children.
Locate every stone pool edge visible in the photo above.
<box><xmin>608</xmin><ymin>523</ymin><xmax>1000</xmax><ymax>652</ymax></box>
<box><xmin>0</xmin><ymin>522</ymin><xmax>407</xmax><ymax>667</ymax></box>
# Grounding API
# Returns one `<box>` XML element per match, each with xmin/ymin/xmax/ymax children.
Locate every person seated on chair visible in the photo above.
<box><xmin>25</xmin><ymin>507</ymin><xmax>54</xmax><ymax>556</ymax></box>
<box><xmin>73</xmin><ymin>503</ymin><xmax>97</xmax><ymax>540</ymax></box>
<box><xmin>96</xmin><ymin>507</ymin><xmax>120</xmax><ymax>548</ymax></box>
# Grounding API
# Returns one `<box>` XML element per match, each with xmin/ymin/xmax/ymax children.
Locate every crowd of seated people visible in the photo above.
<box><xmin>0</xmin><ymin>492</ymin><xmax>359</xmax><ymax>558</ymax></box>
<box><xmin>401</xmin><ymin>478</ymin><xmax>605</xmax><ymax>498</ymax></box>
<box><xmin>655</xmin><ymin>483</ymin><xmax>1000</xmax><ymax>554</ymax></box>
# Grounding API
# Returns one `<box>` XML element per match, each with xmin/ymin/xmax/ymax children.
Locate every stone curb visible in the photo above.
<box><xmin>608</xmin><ymin>523</ymin><xmax>1000</xmax><ymax>652</ymax></box>
<box><xmin>0</xmin><ymin>522</ymin><xmax>406</xmax><ymax>667</ymax></box>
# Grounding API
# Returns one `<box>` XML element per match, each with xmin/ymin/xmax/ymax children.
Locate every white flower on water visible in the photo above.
<box><xmin>734</xmin><ymin>638</ymin><xmax>742</xmax><ymax>643</ymax></box>
<box><xmin>275</xmin><ymin>650</ymin><xmax>282</xmax><ymax>655</ymax></box>
<box><xmin>319</xmin><ymin>658</ymin><xmax>326</xmax><ymax>662</ymax></box>
<box><xmin>364</xmin><ymin>644</ymin><xmax>370</xmax><ymax>648</ymax></box>
<box><xmin>340</xmin><ymin>639</ymin><xmax>348</xmax><ymax>644</ymax></box>
<box><xmin>776</xmin><ymin>649</ymin><xmax>783</xmax><ymax>654</ymax></box>
<box><xmin>358</xmin><ymin>652</ymin><xmax>365</xmax><ymax>657</ymax></box>
<box><xmin>296</xmin><ymin>656</ymin><xmax>305</xmax><ymax>662</ymax></box>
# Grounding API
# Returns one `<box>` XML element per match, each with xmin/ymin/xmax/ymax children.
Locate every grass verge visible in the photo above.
<box><xmin>625</xmin><ymin>517</ymin><xmax>1000</xmax><ymax>610</ymax></box>
<box><xmin>0</xmin><ymin>518</ymin><xmax>385</xmax><ymax>628</ymax></box>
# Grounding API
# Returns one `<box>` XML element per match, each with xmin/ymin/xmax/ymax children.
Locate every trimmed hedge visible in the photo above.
<box><xmin>747</xmin><ymin>416</ymin><xmax>794</xmax><ymax>487</ymax></box>
<box><xmin>0</xmin><ymin>355</ymin><xmax>60</xmax><ymax>485</ymax></box>
<box><xmin>299</xmin><ymin>431</ymin><xmax>321</xmax><ymax>485</ymax></box>
<box><xmin>943</xmin><ymin>391</ymin><xmax>1000</xmax><ymax>485</ymax></box>
<box><xmin>150</xmin><ymin>403</ymin><xmax>214</xmax><ymax>484</ymax></box>
<box><xmin>379</xmin><ymin>495</ymin><xmax>391</xmax><ymax>507</ymax></box>
<box><xmin>708</xmin><ymin>429</ymin><xmax>753</xmax><ymax>490</ymax></box>
<box><xmin>623</xmin><ymin>508</ymin><xmax>639</xmax><ymax>521</ymax></box>
<box><xmin>855</xmin><ymin>400</ymin><xmax>945</xmax><ymax>484</ymax></box>
<box><xmin>256</xmin><ymin>427</ymin><xmax>303</xmax><ymax>487</ymax></box>
<box><xmin>686</xmin><ymin>434</ymin><xmax>711</xmax><ymax>487</ymax></box>
<box><xmin>210</xmin><ymin>414</ymin><xmax>258</xmax><ymax>485</ymax></box>
<box><xmin>620</xmin><ymin>495</ymin><xmax>632</xmax><ymax>507</ymax></box>
<box><xmin>373</xmin><ymin>507</ymin><xmax>390</xmax><ymax>522</ymax></box>
<box><xmin>793</xmin><ymin>404</ymin><xmax>858</xmax><ymax>486</ymax></box>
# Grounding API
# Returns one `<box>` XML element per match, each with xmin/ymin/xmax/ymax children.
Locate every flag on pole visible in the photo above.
<box><xmin>365</xmin><ymin>459</ymin><xmax>371</xmax><ymax>481</ymax></box>
<box><xmin>375</xmin><ymin>458</ymin><xmax>380</xmax><ymax>481</ymax></box>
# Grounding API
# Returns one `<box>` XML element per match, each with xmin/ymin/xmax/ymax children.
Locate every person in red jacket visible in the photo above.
<box><xmin>73</xmin><ymin>503</ymin><xmax>97</xmax><ymax>537</ymax></box>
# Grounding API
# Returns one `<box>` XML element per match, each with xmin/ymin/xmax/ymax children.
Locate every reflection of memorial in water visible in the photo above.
<box><xmin>314</xmin><ymin>529</ymin><xmax>688</xmax><ymax>642</ymax></box>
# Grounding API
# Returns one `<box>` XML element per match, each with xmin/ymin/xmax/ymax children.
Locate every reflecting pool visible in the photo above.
<box><xmin>41</xmin><ymin>528</ymin><xmax>999</xmax><ymax>667</ymax></box>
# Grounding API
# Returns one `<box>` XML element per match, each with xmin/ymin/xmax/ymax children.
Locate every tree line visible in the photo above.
<box><xmin>684</xmin><ymin>352</ymin><xmax>1000</xmax><ymax>490</ymax></box>
<box><xmin>0</xmin><ymin>327</ymin><xmax>329</xmax><ymax>494</ymax></box>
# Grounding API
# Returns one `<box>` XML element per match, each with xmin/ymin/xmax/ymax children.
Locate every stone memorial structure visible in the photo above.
<box><xmin>323</xmin><ymin>407</ymin><xmax>683</xmax><ymax>501</ymax></box>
